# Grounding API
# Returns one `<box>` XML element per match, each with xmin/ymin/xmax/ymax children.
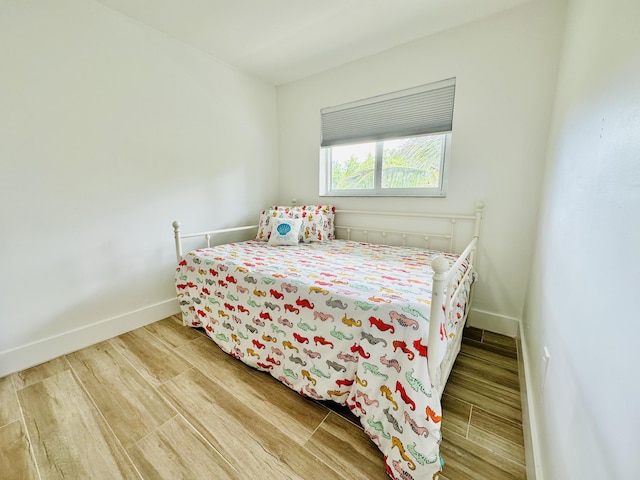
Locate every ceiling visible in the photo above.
<box><xmin>95</xmin><ymin>0</ymin><xmax>536</xmax><ymax>85</ymax></box>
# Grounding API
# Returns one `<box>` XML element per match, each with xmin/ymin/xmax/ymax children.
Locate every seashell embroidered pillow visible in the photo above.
<box><xmin>268</xmin><ymin>218</ymin><xmax>303</xmax><ymax>246</ymax></box>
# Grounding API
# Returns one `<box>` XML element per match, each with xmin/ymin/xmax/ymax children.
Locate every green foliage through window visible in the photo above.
<box><xmin>327</xmin><ymin>134</ymin><xmax>447</xmax><ymax>194</ymax></box>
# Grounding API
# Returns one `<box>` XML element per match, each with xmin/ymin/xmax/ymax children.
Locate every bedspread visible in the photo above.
<box><xmin>175</xmin><ymin>240</ymin><xmax>473</xmax><ymax>480</ymax></box>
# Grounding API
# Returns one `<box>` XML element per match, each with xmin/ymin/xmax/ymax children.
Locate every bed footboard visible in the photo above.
<box><xmin>428</xmin><ymin>235</ymin><xmax>478</xmax><ymax>393</ymax></box>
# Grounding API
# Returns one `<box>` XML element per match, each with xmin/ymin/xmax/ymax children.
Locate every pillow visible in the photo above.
<box><xmin>268</xmin><ymin>218</ymin><xmax>303</xmax><ymax>246</ymax></box>
<box><xmin>271</xmin><ymin>205</ymin><xmax>335</xmax><ymax>242</ymax></box>
<box><xmin>255</xmin><ymin>209</ymin><xmax>298</xmax><ymax>241</ymax></box>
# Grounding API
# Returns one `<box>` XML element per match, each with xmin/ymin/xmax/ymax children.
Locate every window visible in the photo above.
<box><xmin>319</xmin><ymin>78</ymin><xmax>455</xmax><ymax>197</ymax></box>
<box><xmin>321</xmin><ymin>133</ymin><xmax>450</xmax><ymax>196</ymax></box>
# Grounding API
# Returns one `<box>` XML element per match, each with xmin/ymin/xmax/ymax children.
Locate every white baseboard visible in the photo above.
<box><xmin>518</xmin><ymin>325</ymin><xmax>544</xmax><ymax>480</ymax></box>
<box><xmin>467</xmin><ymin>308</ymin><xmax>520</xmax><ymax>337</ymax></box>
<box><xmin>0</xmin><ymin>298</ymin><xmax>180</xmax><ymax>378</ymax></box>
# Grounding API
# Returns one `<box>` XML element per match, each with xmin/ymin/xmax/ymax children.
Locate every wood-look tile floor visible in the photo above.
<box><xmin>0</xmin><ymin>316</ymin><xmax>525</xmax><ymax>479</ymax></box>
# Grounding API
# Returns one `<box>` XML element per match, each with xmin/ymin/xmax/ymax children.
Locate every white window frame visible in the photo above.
<box><xmin>319</xmin><ymin>78</ymin><xmax>455</xmax><ymax>198</ymax></box>
<box><xmin>319</xmin><ymin>133</ymin><xmax>451</xmax><ymax>197</ymax></box>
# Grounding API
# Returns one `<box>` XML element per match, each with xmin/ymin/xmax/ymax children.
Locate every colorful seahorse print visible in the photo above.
<box><xmin>310</xmin><ymin>364</ymin><xmax>331</xmax><ymax>379</ymax></box>
<box><xmin>403</xmin><ymin>412</ymin><xmax>429</xmax><ymax>438</ymax></box>
<box><xmin>297</xmin><ymin>319</ymin><xmax>317</xmax><ymax>331</ymax></box>
<box><xmin>383</xmin><ymin>407</ymin><xmax>403</xmax><ymax>433</ymax></box>
<box><xmin>389</xmin><ymin>310</ymin><xmax>419</xmax><ymax>330</ymax></box>
<box><xmin>391</xmin><ymin>460</ymin><xmax>416</xmax><ymax>480</ymax></box>
<box><xmin>391</xmin><ymin>436</ymin><xmax>416</xmax><ymax>471</ymax></box>
<box><xmin>395</xmin><ymin>381</ymin><xmax>416</xmax><ymax>411</ymax></box>
<box><xmin>361</xmin><ymin>331</ymin><xmax>388</xmax><ymax>347</ymax></box>
<box><xmin>353</xmin><ymin>300</ymin><xmax>377</xmax><ymax>311</ymax></box>
<box><xmin>380</xmin><ymin>385</ymin><xmax>399</xmax><ymax>411</ymax></box>
<box><xmin>289</xmin><ymin>355</ymin><xmax>307</xmax><ymax>367</ymax></box>
<box><xmin>362</xmin><ymin>362</ymin><xmax>389</xmax><ymax>380</ymax></box>
<box><xmin>356</xmin><ymin>390</ymin><xmax>380</xmax><ymax>408</ymax></box>
<box><xmin>407</xmin><ymin>442</ymin><xmax>431</xmax><ymax>466</ymax></box>
<box><xmin>367</xmin><ymin>417</ymin><xmax>391</xmax><ymax>439</ymax></box>
<box><xmin>270</xmin><ymin>324</ymin><xmax>286</xmax><ymax>336</ymax></box>
<box><xmin>330</xmin><ymin>326</ymin><xmax>354</xmax><ymax>341</ymax></box>
<box><xmin>327</xmin><ymin>389</ymin><xmax>350</xmax><ymax>398</ymax></box>
<box><xmin>405</xmin><ymin>368</ymin><xmax>432</xmax><ymax>397</ymax></box>
<box><xmin>301</xmin><ymin>369</ymin><xmax>316</xmax><ymax>386</ymax></box>
<box><xmin>425</xmin><ymin>406</ymin><xmax>442</xmax><ymax>423</ymax></box>
<box><xmin>380</xmin><ymin>355</ymin><xmax>401</xmax><ymax>373</ymax></box>
<box><xmin>215</xmin><ymin>333</ymin><xmax>229</xmax><ymax>342</ymax></box>
<box><xmin>392</xmin><ymin>340</ymin><xmax>415</xmax><ymax>360</ymax></box>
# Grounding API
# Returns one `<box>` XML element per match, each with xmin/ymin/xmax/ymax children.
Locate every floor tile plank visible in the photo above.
<box><xmin>0</xmin><ymin>375</ymin><xmax>20</xmax><ymax>427</ymax></box>
<box><xmin>468</xmin><ymin>407</ymin><xmax>526</xmax><ymax>465</ymax></box>
<box><xmin>482</xmin><ymin>331</ymin><xmax>518</xmax><ymax>354</ymax></box>
<box><xmin>0</xmin><ymin>420</ymin><xmax>39</xmax><ymax>480</ymax></box>
<box><xmin>462</xmin><ymin>326</ymin><xmax>483</xmax><ymax>342</ymax></box>
<box><xmin>66</xmin><ymin>340</ymin><xmax>177</xmax><ymax>448</ymax></box>
<box><xmin>440</xmin><ymin>429</ymin><xmax>526</xmax><ymax>480</ymax></box>
<box><xmin>176</xmin><ymin>336</ymin><xmax>330</xmax><ymax>445</ymax></box>
<box><xmin>109</xmin><ymin>327</ymin><xmax>193</xmax><ymax>387</ymax></box>
<box><xmin>304</xmin><ymin>412</ymin><xmax>389</xmax><ymax>480</ymax></box>
<box><xmin>451</xmin><ymin>351</ymin><xmax>520</xmax><ymax>392</ymax></box>
<box><xmin>440</xmin><ymin>392</ymin><xmax>472</xmax><ymax>438</ymax></box>
<box><xmin>444</xmin><ymin>370</ymin><xmax>522</xmax><ymax>424</ymax></box>
<box><xmin>127</xmin><ymin>415</ymin><xmax>240</xmax><ymax>479</ymax></box>
<box><xmin>18</xmin><ymin>370</ymin><xmax>140</xmax><ymax>479</ymax></box>
<box><xmin>460</xmin><ymin>340</ymin><xmax>518</xmax><ymax>372</ymax></box>
<box><xmin>159</xmin><ymin>367</ymin><xmax>340</xmax><ymax>480</ymax></box>
<box><xmin>143</xmin><ymin>315</ymin><xmax>203</xmax><ymax>349</ymax></box>
<box><xmin>12</xmin><ymin>356</ymin><xmax>71</xmax><ymax>390</ymax></box>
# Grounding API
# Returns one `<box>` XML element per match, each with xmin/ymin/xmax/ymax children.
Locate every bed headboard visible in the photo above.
<box><xmin>333</xmin><ymin>202</ymin><xmax>484</xmax><ymax>254</ymax></box>
<box><xmin>172</xmin><ymin>201</ymin><xmax>484</xmax><ymax>262</ymax></box>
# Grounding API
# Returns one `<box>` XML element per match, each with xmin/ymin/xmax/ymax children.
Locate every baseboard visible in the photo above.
<box><xmin>467</xmin><ymin>308</ymin><xmax>520</xmax><ymax>337</ymax></box>
<box><xmin>0</xmin><ymin>298</ymin><xmax>180</xmax><ymax>378</ymax></box>
<box><xmin>518</xmin><ymin>325</ymin><xmax>544</xmax><ymax>480</ymax></box>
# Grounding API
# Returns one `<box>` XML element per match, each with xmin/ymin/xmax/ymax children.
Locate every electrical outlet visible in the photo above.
<box><xmin>541</xmin><ymin>346</ymin><xmax>551</xmax><ymax>391</ymax></box>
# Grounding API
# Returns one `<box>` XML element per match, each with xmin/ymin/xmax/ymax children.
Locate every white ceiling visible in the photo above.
<box><xmin>95</xmin><ymin>0</ymin><xmax>536</xmax><ymax>85</ymax></box>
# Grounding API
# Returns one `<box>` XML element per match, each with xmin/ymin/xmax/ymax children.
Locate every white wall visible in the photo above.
<box><xmin>0</xmin><ymin>0</ymin><xmax>278</xmax><ymax>376</ymax></box>
<box><xmin>523</xmin><ymin>0</ymin><xmax>640</xmax><ymax>478</ymax></box>
<box><xmin>277</xmin><ymin>0</ymin><xmax>567</xmax><ymax>333</ymax></box>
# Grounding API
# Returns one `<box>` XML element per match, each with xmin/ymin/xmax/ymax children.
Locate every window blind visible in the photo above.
<box><xmin>320</xmin><ymin>78</ymin><xmax>456</xmax><ymax>147</ymax></box>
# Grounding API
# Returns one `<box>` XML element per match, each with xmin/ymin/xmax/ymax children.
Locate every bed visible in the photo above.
<box><xmin>172</xmin><ymin>203</ymin><xmax>484</xmax><ymax>480</ymax></box>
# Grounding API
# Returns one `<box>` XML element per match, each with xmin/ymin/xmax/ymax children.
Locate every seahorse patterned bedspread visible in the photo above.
<box><xmin>175</xmin><ymin>240</ymin><xmax>472</xmax><ymax>480</ymax></box>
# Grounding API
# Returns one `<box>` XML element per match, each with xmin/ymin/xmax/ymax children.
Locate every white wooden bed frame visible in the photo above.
<box><xmin>172</xmin><ymin>202</ymin><xmax>484</xmax><ymax>396</ymax></box>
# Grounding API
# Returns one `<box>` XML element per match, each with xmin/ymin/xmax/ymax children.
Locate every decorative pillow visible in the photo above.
<box><xmin>268</xmin><ymin>218</ymin><xmax>303</xmax><ymax>246</ymax></box>
<box><xmin>271</xmin><ymin>205</ymin><xmax>335</xmax><ymax>242</ymax></box>
<box><xmin>255</xmin><ymin>209</ymin><xmax>298</xmax><ymax>241</ymax></box>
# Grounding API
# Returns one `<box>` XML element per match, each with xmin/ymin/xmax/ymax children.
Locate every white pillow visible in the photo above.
<box><xmin>268</xmin><ymin>218</ymin><xmax>303</xmax><ymax>246</ymax></box>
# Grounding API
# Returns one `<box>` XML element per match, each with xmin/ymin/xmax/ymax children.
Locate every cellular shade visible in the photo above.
<box><xmin>321</xmin><ymin>78</ymin><xmax>456</xmax><ymax>147</ymax></box>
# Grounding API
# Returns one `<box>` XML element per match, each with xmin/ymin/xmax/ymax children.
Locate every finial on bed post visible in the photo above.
<box><xmin>172</xmin><ymin>221</ymin><xmax>182</xmax><ymax>263</ymax></box>
<box><xmin>428</xmin><ymin>255</ymin><xmax>450</xmax><ymax>392</ymax></box>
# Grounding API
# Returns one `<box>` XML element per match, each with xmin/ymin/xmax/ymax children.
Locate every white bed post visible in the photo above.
<box><xmin>428</xmin><ymin>255</ymin><xmax>450</xmax><ymax>393</ymax></box>
<box><xmin>471</xmin><ymin>201</ymin><xmax>484</xmax><ymax>265</ymax></box>
<box><xmin>172</xmin><ymin>221</ymin><xmax>182</xmax><ymax>263</ymax></box>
